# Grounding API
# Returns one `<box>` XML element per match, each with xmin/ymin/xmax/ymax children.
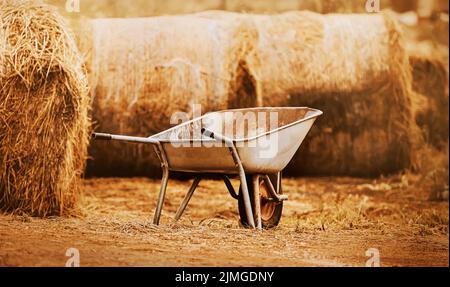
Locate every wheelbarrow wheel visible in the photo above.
<box><xmin>238</xmin><ymin>174</ymin><xmax>283</xmax><ymax>229</ymax></box>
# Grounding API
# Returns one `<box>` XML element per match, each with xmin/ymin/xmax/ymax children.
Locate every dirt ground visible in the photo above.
<box><xmin>0</xmin><ymin>173</ymin><xmax>448</xmax><ymax>267</ymax></box>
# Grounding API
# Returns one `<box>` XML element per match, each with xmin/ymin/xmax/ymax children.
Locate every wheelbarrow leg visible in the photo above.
<box><xmin>175</xmin><ymin>177</ymin><xmax>201</xmax><ymax>221</ymax></box>
<box><xmin>153</xmin><ymin>165</ymin><xmax>169</xmax><ymax>225</ymax></box>
<box><xmin>238</xmin><ymin>167</ymin><xmax>255</xmax><ymax>228</ymax></box>
<box><xmin>253</xmin><ymin>175</ymin><xmax>262</xmax><ymax>230</ymax></box>
<box><xmin>201</xmin><ymin>128</ymin><xmax>255</xmax><ymax>228</ymax></box>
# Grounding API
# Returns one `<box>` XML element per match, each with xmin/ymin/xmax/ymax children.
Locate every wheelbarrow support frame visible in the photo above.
<box><xmin>201</xmin><ymin>128</ymin><xmax>256</xmax><ymax>228</ymax></box>
<box><xmin>152</xmin><ymin>142</ymin><xmax>170</xmax><ymax>225</ymax></box>
<box><xmin>92</xmin><ymin>131</ymin><xmax>258</xmax><ymax>229</ymax></box>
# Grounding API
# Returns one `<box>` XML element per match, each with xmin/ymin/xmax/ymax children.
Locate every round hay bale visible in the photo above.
<box><xmin>86</xmin><ymin>11</ymin><xmax>420</xmax><ymax>178</ymax></box>
<box><xmin>243</xmin><ymin>11</ymin><xmax>418</xmax><ymax>176</ymax></box>
<box><xmin>409</xmin><ymin>54</ymin><xmax>449</xmax><ymax>149</ymax></box>
<box><xmin>84</xmin><ymin>16</ymin><xmax>251</xmax><ymax>176</ymax></box>
<box><xmin>0</xmin><ymin>1</ymin><xmax>89</xmax><ymax>216</ymax></box>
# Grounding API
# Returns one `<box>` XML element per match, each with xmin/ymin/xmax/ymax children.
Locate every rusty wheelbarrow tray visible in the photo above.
<box><xmin>93</xmin><ymin>107</ymin><xmax>322</xmax><ymax>229</ymax></box>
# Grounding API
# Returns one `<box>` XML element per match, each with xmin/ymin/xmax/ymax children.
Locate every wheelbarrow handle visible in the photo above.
<box><xmin>92</xmin><ymin>132</ymin><xmax>112</xmax><ymax>140</ymax></box>
<box><xmin>201</xmin><ymin>128</ymin><xmax>232</xmax><ymax>145</ymax></box>
<box><xmin>91</xmin><ymin>132</ymin><xmax>159</xmax><ymax>144</ymax></box>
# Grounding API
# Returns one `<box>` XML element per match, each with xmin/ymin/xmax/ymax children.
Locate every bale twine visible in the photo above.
<box><xmin>84</xmin><ymin>16</ymin><xmax>250</xmax><ymax>176</ymax></box>
<box><xmin>0</xmin><ymin>1</ymin><xmax>90</xmax><ymax>216</ymax></box>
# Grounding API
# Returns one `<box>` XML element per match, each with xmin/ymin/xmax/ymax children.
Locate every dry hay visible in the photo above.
<box><xmin>84</xmin><ymin>15</ymin><xmax>251</xmax><ymax>176</ymax></box>
<box><xmin>86</xmin><ymin>11</ymin><xmax>420</xmax><ymax>177</ymax></box>
<box><xmin>240</xmin><ymin>11</ymin><xmax>418</xmax><ymax>176</ymax></box>
<box><xmin>0</xmin><ymin>1</ymin><xmax>90</xmax><ymax>216</ymax></box>
<box><xmin>409</xmin><ymin>53</ymin><xmax>449</xmax><ymax>149</ymax></box>
<box><xmin>179</xmin><ymin>10</ymin><xmax>420</xmax><ymax>176</ymax></box>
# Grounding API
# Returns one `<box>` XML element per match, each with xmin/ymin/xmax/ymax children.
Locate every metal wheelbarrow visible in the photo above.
<box><xmin>92</xmin><ymin>107</ymin><xmax>322</xmax><ymax>229</ymax></box>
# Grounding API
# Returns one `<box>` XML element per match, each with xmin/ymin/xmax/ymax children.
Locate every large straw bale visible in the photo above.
<box><xmin>85</xmin><ymin>16</ymin><xmax>250</xmax><ymax>176</ymax></box>
<box><xmin>409</xmin><ymin>53</ymin><xmax>449</xmax><ymax>149</ymax></box>
<box><xmin>240</xmin><ymin>11</ymin><xmax>417</xmax><ymax>176</ymax></box>
<box><xmin>87</xmin><ymin>11</ymin><xmax>419</xmax><ymax>177</ymax></box>
<box><xmin>0</xmin><ymin>1</ymin><xmax>89</xmax><ymax>216</ymax></box>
